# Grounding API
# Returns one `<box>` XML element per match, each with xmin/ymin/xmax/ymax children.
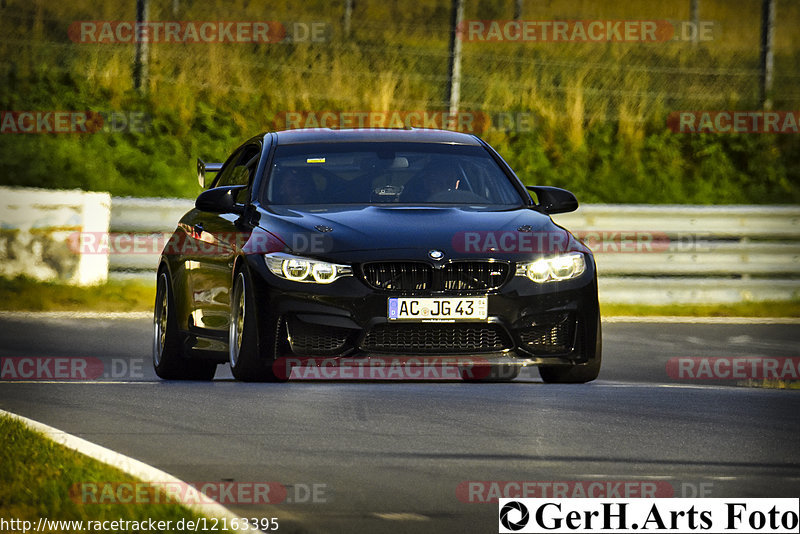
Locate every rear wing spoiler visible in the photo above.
<box><xmin>197</xmin><ymin>158</ymin><xmax>223</xmax><ymax>188</ymax></box>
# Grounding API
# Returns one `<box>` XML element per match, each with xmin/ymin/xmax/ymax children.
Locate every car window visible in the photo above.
<box><xmin>218</xmin><ymin>145</ymin><xmax>260</xmax><ymax>187</ymax></box>
<box><xmin>264</xmin><ymin>142</ymin><xmax>523</xmax><ymax>206</ymax></box>
<box><xmin>210</xmin><ymin>149</ymin><xmax>243</xmax><ymax>189</ymax></box>
<box><xmin>213</xmin><ymin>143</ymin><xmax>260</xmax><ymax>203</ymax></box>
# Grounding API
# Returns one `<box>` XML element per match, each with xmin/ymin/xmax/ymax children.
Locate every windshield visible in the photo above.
<box><xmin>263</xmin><ymin>142</ymin><xmax>524</xmax><ymax>206</ymax></box>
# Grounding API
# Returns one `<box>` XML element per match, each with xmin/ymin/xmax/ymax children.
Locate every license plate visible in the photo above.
<box><xmin>387</xmin><ymin>297</ymin><xmax>487</xmax><ymax>321</ymax></box>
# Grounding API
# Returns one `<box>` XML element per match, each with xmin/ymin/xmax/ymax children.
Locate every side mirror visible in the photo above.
<box><xmin>195</xmin><ymin>185</ymin><xmax>246</xmax><ymax>214</ymax></box>
<box><xmin>526</xmin><ymin>186</ymin><xmax>579</xmax><ymax>214</ymax></box>
<box><xmin>197</xmin><ymin>158</ymin><xmax>223</xmax><ymax>188</ymax></box>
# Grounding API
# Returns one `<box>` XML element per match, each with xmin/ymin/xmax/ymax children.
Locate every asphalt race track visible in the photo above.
<box><xmin>0</xmin><ymin>313</ymin><xmax>798</xmax><ymax>534</ymax></box>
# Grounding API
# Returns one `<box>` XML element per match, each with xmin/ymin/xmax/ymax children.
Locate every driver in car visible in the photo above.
<box><xmin>401</xmin><ymin>162</ymin><xmax>461</xmax><ymax>202</ymax></box>
<box><xmin>273</xmin><ymin>167</ymin><xmax>316</xmax><ymax>204</ymax></box>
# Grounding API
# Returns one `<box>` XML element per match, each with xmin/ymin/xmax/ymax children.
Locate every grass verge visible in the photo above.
<box><xmin>0</xmin><ymin>414</ymin><xmax>230</xmax><ymax>533</ymax></box>
<box><xmin>0</xmin><ymin>276</ymin><xmax>798</xmax><ymax>317</ymax></box>
<box><xmin>600</xmin><ymin>301</ymin><xmax>800</xmax><ymax>318</ymax></box>
<box><xmin>737</xmin><ymin>379</ymin><xmax>800</xmax><ymax>390</ymax></box>
<box><xmin>0</xmin><ymin>277</ymin><xmax>155</xmax><ymax>312</ymax></box>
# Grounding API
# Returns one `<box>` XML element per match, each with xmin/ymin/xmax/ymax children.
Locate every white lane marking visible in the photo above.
<box><xmin>0</xmin><ymin>409</ymin><xmax>285</xmax><ymax>532</ymax></box>
<box><xmin>372</xmin><ymin>513</ymin><xmax>430</xmax><ymax>521</ymax></box>
<box><xmin>603</xmin><ymin>316</ymin><xmax>800</xmax><ymax>324</ymax></box>
<box><xmin>574</xmin><ymin>474</ymin><xmax>676</xmax><ymax>480</ymax></box>
<box><xmin>0</xmin><ymin>381</ymin><xmax>159</xmax><ymax>384</ymax></box>
<box><xmin>590</xmin><ymin>381</ymin><xmax>788</xmax><ymax>391</ymax></box>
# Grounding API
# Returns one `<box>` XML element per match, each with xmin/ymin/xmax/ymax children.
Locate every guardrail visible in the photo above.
<box><xmin>105</xmin><ymin>199</ymin><xmax>799</xmax><ymax>304</ymax></box>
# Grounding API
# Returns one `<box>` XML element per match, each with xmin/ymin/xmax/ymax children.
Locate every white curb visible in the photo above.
<box><xmin>0</xmin><ymin>409</ymin><xmax>269</xmax><ymax>533</ymax></box>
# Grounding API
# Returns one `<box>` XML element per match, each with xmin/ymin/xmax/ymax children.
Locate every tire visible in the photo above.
<box><xmin>461</xmin><ymin>363</ymin><xmax>521</xmax><ymax>382</ymax></box>
<box><xmin>229</xmin><ymin>267</ymin><xmax>285</xmax><ymax>382</ymax></box>
<box><xmin>153</xmin><ymin>271</ymin><xmax>217</xmax><ymax>381</ymax></box>
<box><xmin>539</xmin><ymin>316</ymin><xmax>602</xmax><ymax>384</ymax></box>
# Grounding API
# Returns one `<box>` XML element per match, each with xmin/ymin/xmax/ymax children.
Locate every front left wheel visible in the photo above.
<box><xmin>153</xmin><ymin>271</ymin><xmax>217</xmax><ymax>380</ymax></box>
<box><xmin>538</xmin><ymin>316</ymin><xmax>601</xmax><ymax>384</ymax></box>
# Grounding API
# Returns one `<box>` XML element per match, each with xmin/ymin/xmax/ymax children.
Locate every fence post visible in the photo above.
<box><xmin>446</xmin><ymin>0</ymin><xmax>464</xmax><ymax>128</ymax></box>
<box><xmin>759</xmin><ymin>0</ymin><xmax>775</xmax><ymax>109</ymax></box>
<box><xmin>343</xmin><ymin>0</ymin><xmax>354</xmax><ymax>37</ymax></box>
<box><xmin>133</xmin><ymin>0</ymin><xmax>149</xmax><ymax>94</ymax></box>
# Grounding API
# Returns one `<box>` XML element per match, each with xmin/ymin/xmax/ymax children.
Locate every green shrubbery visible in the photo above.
<box><xmin>0</xmin><ymin>0</ymin><xmax>798</xmax><ymax>202</ymax></box>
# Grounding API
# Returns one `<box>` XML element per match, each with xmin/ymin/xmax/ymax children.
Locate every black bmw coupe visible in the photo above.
<box><xmin>153</xmin><ymin>128</ymin><xmax>601</xmax><ymax>382</ymax></box>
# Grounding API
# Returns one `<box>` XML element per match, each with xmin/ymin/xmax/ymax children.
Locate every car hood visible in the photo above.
<box><xmin>258</xmin><ymin>204</ymin><xmax>579</xmax><ymax>260</ymax></box>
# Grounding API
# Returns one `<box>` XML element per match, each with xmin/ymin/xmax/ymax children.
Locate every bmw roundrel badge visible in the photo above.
<box><xmin>428</xmin><ymin>250</ymin><xmax>444</xmax><ymax>260</ymax></box>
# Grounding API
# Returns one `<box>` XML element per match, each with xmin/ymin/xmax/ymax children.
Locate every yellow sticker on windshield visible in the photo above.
<box><xmin>307</xmin><ymin>157</ymin><xmax>326</xmax><ymax>163</ymax></box>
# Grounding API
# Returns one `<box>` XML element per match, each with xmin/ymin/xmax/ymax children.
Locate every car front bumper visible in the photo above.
<box><xmin>246</xmin><ymin>254</ymin><xmax>600</xmax><ymax>368</ymax></box>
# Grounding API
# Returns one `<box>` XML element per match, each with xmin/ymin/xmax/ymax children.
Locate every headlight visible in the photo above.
<box><xmin>265</xmin><ymin>253</ymin><xmax>352</xmax><ymax>284</ymax></box>
<box><xmin>516</xmin><ymin>252</ymin><xmax>586</xmax><ymax>283</ymax></box>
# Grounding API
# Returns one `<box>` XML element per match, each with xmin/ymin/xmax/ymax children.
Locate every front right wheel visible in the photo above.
<box><xmin>229</xmin><ymin>267</ymin><xmax>285</xmax><ymax>382</ymax></box>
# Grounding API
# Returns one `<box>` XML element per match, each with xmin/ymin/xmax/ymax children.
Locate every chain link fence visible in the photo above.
<box><xmin>0</xmin><ymin>0</ymin><xmax>798</xmax><ymax>201</ymax></box>
<box><xmin>3</xmin><ymin>1</ymin><xmax>798</xmax><ymax>119</ymax></box>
